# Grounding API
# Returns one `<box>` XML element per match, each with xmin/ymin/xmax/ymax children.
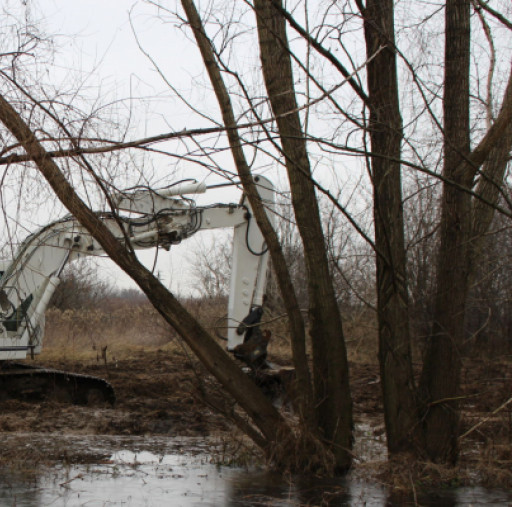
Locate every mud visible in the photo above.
<box><xmin>0</xmin><ymin>349</ymin><xmax>229</xmax><ymax>443</ymax></box>
<box><xmin>0</xmin><ymin>347</ymin><xmax>510</xmax><ymax>490</ymax></box>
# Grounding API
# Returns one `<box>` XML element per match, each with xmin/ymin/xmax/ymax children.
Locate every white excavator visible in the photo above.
<box><xmin>0</xmin><ymin>176</ymin><xmax>275</xmax><ymax>404</ymax></box>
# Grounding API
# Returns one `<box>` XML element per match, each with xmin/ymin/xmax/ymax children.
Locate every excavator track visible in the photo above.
<box><xmin>0</xmin><ymin>362</ymin><xmax>115</xmax><ymax>406</ymax></box>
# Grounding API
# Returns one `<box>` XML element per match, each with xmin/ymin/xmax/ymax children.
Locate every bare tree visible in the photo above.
<box><xmin>0</xmin><ymin>1</ymin><xmax>342</xmax><ymax>472</ymax></box>
<box><xmin>192</xmin><ymin>235</ymin><xmax>232</xmax><ymax>298</ymax></box>
<box><xmin>50</xmin><ymin>259</ymin><xmax>112</xmax><ymax>310</ymax></box>
<box><xmin>275</xmin><ymin>0</ymin><xmax>512</xmax><ymax>462</ymax></box>
<box><xmin>419</xmin><ymin>0</ymin><xmax>512</xmax><ymax>463</ymax></box>
<box><xmin>253</xmin><ymin>0</ymin><xmax>353</xmax><ymax>470</ymax></box>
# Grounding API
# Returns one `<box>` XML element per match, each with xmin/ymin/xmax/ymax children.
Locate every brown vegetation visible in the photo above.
<box><xmin>0</xmin><ymin>299</ymin><xmax>509</xmax><ymax>491</ymax></box>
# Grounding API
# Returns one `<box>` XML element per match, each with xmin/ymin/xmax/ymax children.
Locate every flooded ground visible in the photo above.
<box><xmin>0</xmin><ymin>434</ymin><xmax>511</xmax><ymax>506</ymax></box>
<box><xmin>0</xmin><ymin>349</ymin><xmax>510</xmax><ymax>505</ymax></box>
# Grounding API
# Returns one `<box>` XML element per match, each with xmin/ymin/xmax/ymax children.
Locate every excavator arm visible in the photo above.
<box><xmin>0</xmin><ymin>176</ymin><xmax>275</xmax><ymax>360</ymax></box>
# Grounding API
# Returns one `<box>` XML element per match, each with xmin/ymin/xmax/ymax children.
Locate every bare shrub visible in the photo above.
<box><xmin>50</xmin><ymin>259</ymin><xmax>112</xmax><ymax>311</ymax></box>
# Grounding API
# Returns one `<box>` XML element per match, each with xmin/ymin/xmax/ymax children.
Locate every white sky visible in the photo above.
<box><xmin>29</xmin><ymin>0</ymin><xmax>244</xmax><ymax>295</ymax></box>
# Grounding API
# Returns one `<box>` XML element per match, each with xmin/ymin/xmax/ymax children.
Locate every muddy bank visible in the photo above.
<box><xmin>0</xmin><ymin>348</ymin><xmax>229</xmax><ymax>440</ymax></box>
<box><xmin>0</xmin><ymin>346</ymin><xmax>510</xmax><ymax>491</ymax></box>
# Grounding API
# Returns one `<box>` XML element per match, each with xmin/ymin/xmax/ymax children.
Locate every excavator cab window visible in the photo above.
<box><xmin>3</xmin><ymin>294</ymin><xmax>33</xmax><ymax>332</ymax></box>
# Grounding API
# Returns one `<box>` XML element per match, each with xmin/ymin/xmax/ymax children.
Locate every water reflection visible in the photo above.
<box><xmin>0</xmin><ymin>437</ymin><xmax>510</xmax><ymax>506</ymax></box>
<box><xmin>415</xmin><ymin>487</ymin><xmax>512</xmax><ymax>506</ymax></box>
<box><xmin>226</xmin><ymin>473</ymin><xmax>392</xmax><ymax>506</ymax></box>
<box><xmin>0</xmin><ymin>469</ymin><xmax>42</xmax><ymax>506</ymax></box>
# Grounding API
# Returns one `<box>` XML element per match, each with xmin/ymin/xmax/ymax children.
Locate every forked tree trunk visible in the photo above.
<box><xmin>254</xmin><ymin>0</ymin><xmax>353</xmax><ymax>471</ymax></box>
<box><xmin>421</xmin><ymin>2</ymin><xmax>512</xmax><ymax>462</ymax></box>
<box><xmin>361</xmin><ymin>0</ymin><xmax>421</xmax><ymax>454</ymax></box>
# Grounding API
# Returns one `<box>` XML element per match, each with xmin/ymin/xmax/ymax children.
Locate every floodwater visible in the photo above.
<box><xmin>0</xmin><ymin>435</ymin><xmax>511</xmax><ymax>506</ymax></box>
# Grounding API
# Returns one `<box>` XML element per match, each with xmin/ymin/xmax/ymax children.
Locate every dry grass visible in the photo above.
<box><xmin>344</xmin><ymin>312</ymin><xmax>379</xmax><ymax>364</ymax></box>
<box><xmin>43</xmin><ymin>297</ymin><xmax>230</xmax><ymax>362</ymax></box>
<box><xmin>43</xmin><ymin>295</ymin><xmax>381</xmax><ymax>365</ymax></box>
<box><xmin>44</xmin><ymin>305</ymin><xmax>171</xmax><ymax>361</ymax></box>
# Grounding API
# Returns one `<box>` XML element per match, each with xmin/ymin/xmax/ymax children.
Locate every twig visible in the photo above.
<box><xmin>409</xmin><ymin>470</ymin><xmax>419</xmax><ymax>506</ymax></box>
<box><xmin>459</xmin><ymin>396</ymin><xmax>512</xmax><ymax>440</ymax></box>
<box><xmin>59</xmin><ymin>474</ymin><xmax>83</xmax><ymax>488</ymax></box>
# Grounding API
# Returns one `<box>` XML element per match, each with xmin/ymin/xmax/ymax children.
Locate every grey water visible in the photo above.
<box><xmin>0</xmin><ymin>435</ymin><xmax>510</xmax><ymax>506</ymax></box>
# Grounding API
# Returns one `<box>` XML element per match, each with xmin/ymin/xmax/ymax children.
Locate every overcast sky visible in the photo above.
<box><xmin>29</xmin><ymin>0</ymin><xmax>242</xmax><ymax>294</ymax></box>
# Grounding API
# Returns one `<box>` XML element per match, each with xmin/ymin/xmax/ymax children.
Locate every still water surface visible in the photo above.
<box><xmin>0</xmin><ymin>435</ymin><xmax>510</xmax><ymax>506</ymax></box>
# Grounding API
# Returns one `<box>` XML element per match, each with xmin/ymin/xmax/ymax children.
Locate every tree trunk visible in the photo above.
<box><xmin>361</xmin><ymin>0</ymin><xmax>421</xmax><ymax>454</ymax></box>
<box><xmin>420</xmin><ymin>0</ymin><xmax>471</xmax><ymax>463</ymax></box>
<box><xmin>254</xmin><ymin>0</ymin><xmax>353</xmax><ymax>471</ymax></box>
<box><xmin>469</xmin><ymin>74</ymin><xmax>512</xmax><ymax>271</ymax></box>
